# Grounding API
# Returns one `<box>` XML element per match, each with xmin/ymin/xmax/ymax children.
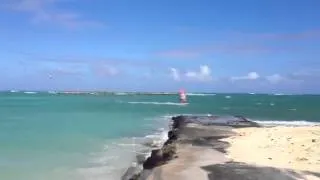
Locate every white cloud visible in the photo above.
<box><xmin>169</xmin><ymin>67</ymin><xmax>180</xmax><ymax>81</ymax></box>
<box><xmin>169</xmin><ymin>65</ymin><xmax>212</xmax><ymax>82</ymax></box>
<box><xmin>5</xmin><ymin>0</ymin><xmax>103</xmax><ymax>28</ymax></box>
<box><xmin>289</xmin><ymin>69</ymin><xmax>320</xmax><ymax>80</ymax></box>
<box><xmin>266</xmin><ymin>74</ymin><xmax>285</xmax><ymax>84</ymax></box>
<box><xmin>231</xmin><ymin>72</ymin><xmax>260</xmax><ymax>81</ymax></box>
<box><xmin>185</xmin><ymin>65</ymin><xmax>212</xmax><ymax>82</ymax></box>
<box><xmin>248</xmin><ymin>72</ymin><xmax>260</xmax><ymax>79</ymax></box>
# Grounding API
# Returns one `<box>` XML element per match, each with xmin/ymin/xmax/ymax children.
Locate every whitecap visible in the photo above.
<box><xmin>254</xmin><ymin>120</ymin><xmax>320</xmax><ymax>126</ymax></box>
<box><xmin>128</xmin><ymin>101</ymin><xmax>188</xmax><ymax>106</ymax></box>
<box><xmin>186</xmin><ymin>93</ymin><xmax>216</xmax><ymax>96</ymax></box>
<box><xmin>24</xmin><ymin>91</ymin><xmax>37</xmax><ymax>94</ymax></box>
<box><xmin>114</xmin><ymin>92</ymin><xmax>128</xmax><ymax>96</ymax></box>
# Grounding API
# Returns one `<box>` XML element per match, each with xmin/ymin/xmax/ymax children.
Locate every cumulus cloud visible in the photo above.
<box><xmin>231</xmin><ymin>72</ymin><xmax>260</xmax><ymax>81</ymax></box>
<box><xmin>169</xmin><ymin>67</ymin><xmax>181</xmax><ymax>81</ymax></box>
<box><xmin>265</xmin><ymin>74</ymin><xmax>285</xmax><ymax>84</ymax></box>
<box><xmin>4</xmin><ymin>0</ymin><xmax>103</xmax><ymax>28</ymax></box>
<box><xmin>169</xmin><ymin>65</ymin><xmax>212</xmax><ymax>82</ymax></box>
<box><xmin>185</xmin><ymin>65</ymin><xmax>212</xmax><ymax>82</ymax></box>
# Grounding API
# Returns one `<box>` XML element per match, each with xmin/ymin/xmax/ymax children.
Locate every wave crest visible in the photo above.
<box><xmin>254</xmin><ymin>120</ymin><xmax>320</xmax><ymax>126</ymax></box>
<box><xmin>127</xmin><ymin>101</ymin><xmax>188</xmax><ymax>106</ymax></box>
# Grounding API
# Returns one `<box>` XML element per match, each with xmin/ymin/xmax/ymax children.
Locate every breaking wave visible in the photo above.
<box><xmin>127</xmin><ymin>101</ymin><xmax>188</xmax><ymax>106</ymax></box>
<box><xmin>75</xmin><ymin>115</ymin><xmax>170</xmax><ymax>180</ymax></box>
<box><xmin>254</xmin><ymin>120</ymin><xmax>320</xmax><ymax>126</ymax></box>
<box><xmin>186</xmin><ymin>93</ymin><xmax>216</xmax><ymax>96</ymax></box>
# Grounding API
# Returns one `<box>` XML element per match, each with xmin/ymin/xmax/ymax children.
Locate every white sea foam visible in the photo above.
<box><xmin>128</xmin><ymin>101</ymin><xmax>188</xmax><ymax>106</ymax></box>
<box><xmin>271</xmin><ymin>93</ymin><xmax>294</xmax><ymax>96</ymax></box>
<box><xmin>114</xmin><ymin>92</ymin><xmax>129</xmax><ymax>96</ymax></box>
<box><xmin>186</xmin><ymin>93</ymin><xmax>216</xmax><ymax>96</ymax></box>
<box><xmin>24</xmin><ymin>91</ymin><xmax>37</xmax><ymax>94</ymax></box>
<box><xmin>254</xmin><ymin>120</ymin><xmax>320</xmax><ymax>126</ymax></box>
<box><xmin>75</xmin><ymin>115</ymin><xmax>171</xmax><ymax>180</ymax></box>
<box><xmin>225</xmin><ymin>95</ymin><xmax>231</xmax><ymax>99</ymax></box>
<box><xmin>273</xmin><ymin>93</ymin><xmax>284</xmax><ymax>96</ymax></box>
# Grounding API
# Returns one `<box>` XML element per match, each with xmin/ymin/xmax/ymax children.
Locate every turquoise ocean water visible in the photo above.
<box><xmin>1</xmin><ymin>92</ymin><xmax>320</xmax><ymax>180</ymax></box>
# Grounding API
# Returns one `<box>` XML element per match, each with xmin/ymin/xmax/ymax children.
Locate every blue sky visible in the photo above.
<box><xmin>0</xmin><ymin>0</ymin><xmax>320</xmax><ymax>93</ymax></box>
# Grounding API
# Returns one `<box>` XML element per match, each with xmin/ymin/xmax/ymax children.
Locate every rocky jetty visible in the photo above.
<box><xmin>122</xmin><ymin>114</ymin><xmax>260</xmax><ymax>180</ymax></box>
<box><xmin>123</xmin><ymin>115</ymin><xmax>320</xmax><ymax>180</ymax></box>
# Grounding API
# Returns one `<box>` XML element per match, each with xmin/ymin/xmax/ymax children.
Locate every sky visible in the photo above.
<box><xmin>0</xmin><ymin>0</ymin><xmax>320</xmax><ymax>93</ymax></box>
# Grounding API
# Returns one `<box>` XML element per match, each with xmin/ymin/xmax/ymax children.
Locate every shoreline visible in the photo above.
<box><xmin>123</xmin><ymin>115</ymin><xmax>320</xmax><ymax>180</ymax></box>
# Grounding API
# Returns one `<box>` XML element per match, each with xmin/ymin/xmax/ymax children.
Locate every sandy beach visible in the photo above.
<box><xmin>124</xmin><ymin>116</ymin><xmax>320</xmax><ymax>180</ymax></box>
<box><xmin>223</xmin><ymin>126</ymin><xmax>320</xmax><ymax>173</ymax></box>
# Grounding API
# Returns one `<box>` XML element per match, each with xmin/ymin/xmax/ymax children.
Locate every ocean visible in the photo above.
<box><xmin>0</xmin><ymin>92</ymin><xmax>319</xmax><ymax>180</ymax></box>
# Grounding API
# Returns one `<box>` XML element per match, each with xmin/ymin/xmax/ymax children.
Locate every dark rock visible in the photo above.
<box><xmin>168</xmin><ymin>130</ymin><xmax>178</xmax><ymax>140</ymax></box>
<box><xmin>312</xmin><ymin>139</ymin><xmax>316</xmax><ymax>142</ymax></box>
<box><xmin>122</xmin><ymin>166</ymin><xmax>141</xmax><ymax>180</ymax></box>
<box><xmin>173</xmin><ymin>115</ymin><xmax>261</xmax><ymax>128</ymax></box>
<box><xmin>143</xmin><ymin>149</ymin><xmax>164</xmax><ymax>169</ymax></box>
<box><xmin>171</xmin><ymin>115</ymin><xmax>186</xmax><ymax>129</ymax></box>
<box><xmin>163</xmin><ymin>139</ymin><xmax>174</xmax><ymax>146</ymax></box>
<box><xmin>162</xmin><ymin>143</ymin><xmax>177</xmax><ymax>161</ymax></box>
<box><xmin>151</xmin><ymin>149</ymin><xmax>163</xmax><ymax>160</ymax></box>
<box><xmin>164</xmin><ymin>130</ymin><xmax>179</xmax><ymax>146</ymax></box>
<box><xmin>128</xmin><ymin>173</ymin><xmax>140</xmax><ymax>180</ymax></box>
<box><xmin>136</xmin><ymin>154</ymin><xmax>147</xmax><ymax>164</ymax></box>
<box><xmin>142</xmin><ymin>143</ymin><xmax>177</xmax><ymax>170</ymax></box>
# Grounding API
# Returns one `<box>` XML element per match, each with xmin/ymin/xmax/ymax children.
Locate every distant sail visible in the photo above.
<box><xmin>179</xmin><ymin>89</ymin><xmax>187</xmax><ymax>103</ymax></box>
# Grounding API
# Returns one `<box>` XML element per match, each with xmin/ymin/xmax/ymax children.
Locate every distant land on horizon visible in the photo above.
<box><xmin>1</xmin><ymin>90</ymin><xmax>319</xmax><ymax>95</ymax></box>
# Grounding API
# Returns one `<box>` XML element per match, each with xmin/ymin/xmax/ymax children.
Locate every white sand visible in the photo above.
<box><xmin>223</xmin><ymin>126</ymin><xmax>320</xmax><ymax>177</ymax></box>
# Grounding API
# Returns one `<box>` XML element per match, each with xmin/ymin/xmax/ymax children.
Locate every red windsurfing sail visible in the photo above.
<box><xmin>179</xmin><ymin>89</ymin><xmax>187</xmax><ymax>103</ymax></box>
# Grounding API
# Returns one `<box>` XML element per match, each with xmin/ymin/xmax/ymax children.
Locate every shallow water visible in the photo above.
<box><xmin>0</xmin><ymin>92</ymin><xmax>319</xmax><ymax>180</ymax></box>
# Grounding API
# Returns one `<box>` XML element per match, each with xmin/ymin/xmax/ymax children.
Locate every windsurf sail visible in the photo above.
<box><xmin>179</xmin><ymin>89</ymin><xmax>187</xmax><ymax>103</ymax></box>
